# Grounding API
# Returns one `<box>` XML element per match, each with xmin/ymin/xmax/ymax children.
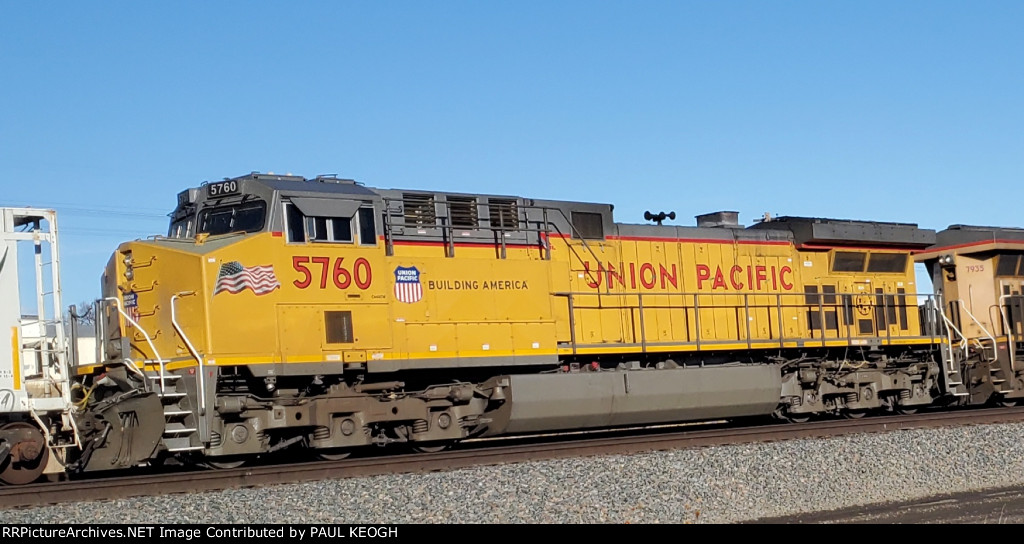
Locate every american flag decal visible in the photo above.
<box><xmin>214</xmin><ymin>262</ymin><xmax>281</xmax><ymax>296</ymax></box>
<box><xmin>394</xmin><ymin>266</ymin><xmax>422</xmax><ymax>303</ymax></box>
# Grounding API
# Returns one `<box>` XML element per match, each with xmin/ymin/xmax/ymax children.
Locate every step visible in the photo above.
<box><xmin>162</xmin><ymin>436</ymin><xmax>201</xmax><ymax>452</ymax></box>
<box><xmin>163</xmin><ymin>427</ymin><xmax>198</xmax><ymax>435</ymax></box>
<box><xmin>147</xmin><ymin>374</ymin><xmax>182</xmax><ymax>380</ymax></box>
<box><xmin>162</xmin><ymin>410</ymin><xmax>192</xmax><ymax>417</ymax></box>
<box><xmin>157</xmin><ymin>392</ymin><xmax>187</xmax><ymax>399</ymax></box>
<box><xmin>166</xmin><ymin>445</ymin><xmax>205</xmax><ymax>453</ymax></box>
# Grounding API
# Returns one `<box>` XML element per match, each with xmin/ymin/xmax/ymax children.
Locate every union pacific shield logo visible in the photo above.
<box><xmin>394</xmin><ymin>266</ymin><xmax>422</xmax><ymax>303</ymax></box>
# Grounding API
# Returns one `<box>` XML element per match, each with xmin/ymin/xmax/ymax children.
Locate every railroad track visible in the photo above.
<box><xmin>4</xmin><ymin>406</ymin><xmax>1024</xmax><ymax>510</ymax></box>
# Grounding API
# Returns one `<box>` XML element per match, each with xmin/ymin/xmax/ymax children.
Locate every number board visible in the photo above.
<box><xmin>207</xmin><ymin>180</ymin><xmax>240</xmax><ymax>197</ymax></box>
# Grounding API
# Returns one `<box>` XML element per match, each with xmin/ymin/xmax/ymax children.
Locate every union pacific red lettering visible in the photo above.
<box><xmin>712</xmin><ymin>267</ymin><xmax>727</xmax><ymax>289</ymax></box>
<box><xmin>755</xmin><ymin>266</ymin><xmax>767</xmax><ymax>290</ymax></box>
<box><xmin>585</xmin><ymin>261</ymin><xmax>679</xmax><ymax>290</ymax></box>
<box><xmin>659</xmin><ymin>264</ymin><xmax>677</xmax><ymax>289</ymax></box>
<box><xmin>696</xmin><ymin>263</ymin><xmax>796</xmax><ymax>292</ymax></box>
<box><xmin>730</xmin><ymin>265</ymin><xmax>743</xmax><ymax>290</ymax></box>
<box><xmin>780</xmin><ymin>266</ymin><xmax>793</xmax><ymax>290</ymax></box>
<box><xmin>584</xmin><ymin>261</ymin><xmax>602</xmax><ymax>288</ymax></box>
<box><xmin>639</xmin><ymin>263</ymin><xmax>656</xmax><ymax>289</ymax></box>
<box><xmin>607</xmin><ymin>263</ymin><xmax>624</xmax><ymax>288</ymax></box>
<box><xmin>695</xmin><ymin>264</ymin><xmax>711</xmax><ymax>289</ymax></box>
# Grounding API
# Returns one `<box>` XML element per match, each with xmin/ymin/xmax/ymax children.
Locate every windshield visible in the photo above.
<box><xmin>167</xmin><ymin>217</ymin><xmax>194</xmax><ymax>239</ymax></box>
<box><xmin>197</xmin><ymin>201</ymin><xmax>267</xmax><ymax>235</ymax></box>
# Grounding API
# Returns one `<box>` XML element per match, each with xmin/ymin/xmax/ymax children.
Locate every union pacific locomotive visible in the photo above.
<box><xmin>2</xmin><ymin>172</ymin><xmax>1024</xmax><ymax>483</ymax></box>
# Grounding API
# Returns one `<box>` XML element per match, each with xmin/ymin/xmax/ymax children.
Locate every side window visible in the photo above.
<box><xmin>866</xmin><ymin>253</ymin><xmax>908</xmax><ymax>273</ymax></box>
<box><xmin>286</xmin><ymin>202</ymin><xmax>305</xmax><ymax>243</ymax></box>
<box><xmin>306</xmin><ymin>216</ymin><xmax>353</xmax><ymax>243</ymax></box>
<box><xmin>571</xmin><ymin>211</ymin><xmax>605</xmax><ymax>239</ymax></box>
<box><xmin>997</xmin><ymin>254</ymin><xmax>1023</xmax><ymax>277</ymax></box>
<box><xmin>358</xmin><ymin>207</ymin><xmax>376</xmax><ymax>245</ymax></box>
<box><xmin>832</xmin><ymin>251</ymin><xmax>867</xmax><ymax>273</ymax></box>
<box><xmin>285</xmin><ymin>200</ymin><xmax>367</xmax><ymax>244</ymax></box>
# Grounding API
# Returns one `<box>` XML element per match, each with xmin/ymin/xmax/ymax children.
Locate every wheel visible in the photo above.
<box><xmin>999</xmin><ymin>399</ymin><xmax>1019</xmax><ymax>408</ymax></box>
<box><xmin>410</xmin><ymin>442</ymin><xmax>451</xmax><ymax>454</ymax></box>
<box><xmin>315</xmin><ymin>449</ymin><xmax>352</xmax><ymax>461</ymax></box>
<box><xmin>842</xmin><ymin>410</ymin><xmax>868</xmax><ymax>419</ymax></box>
<box><xmin>773</xmin><ymin>408</ymin><xmax>810</xmax><ymax>424</ymax></box>
<box><xmin>0</xmin><ymin>422</ymin><xmax>49</xmax><ymax>485</ymax></box>
<box><xmin>895</xmin><ymin>406</ymin><xmax>918</xmax><ymax>415</ymax></box>
<box><xmin>202</xmin><ymin>455</ymin><xmax>247</xmax><ymax>470</ymax></box>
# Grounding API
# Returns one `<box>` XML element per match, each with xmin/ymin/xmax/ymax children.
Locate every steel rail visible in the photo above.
<box><xmin>4</xmin><ymin>406</ymin><xmax>1024</xmax><ymax>510</ymax></box>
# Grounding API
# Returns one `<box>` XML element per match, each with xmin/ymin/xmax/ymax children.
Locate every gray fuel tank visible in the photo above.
<box><xmin>482</xmin><ymin>364</ymin><xmax>781</xmax><ymax>436</ymax></box>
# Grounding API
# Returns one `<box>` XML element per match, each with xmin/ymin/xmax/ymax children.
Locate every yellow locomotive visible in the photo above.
<box><xmin>68</xmin><ymin>173</ymin><xmax>950</xmax><ymax>469</ymax></box>
<box><xmin>10</xmin><ymin>174</ymin><xmax>1024</xmax><ymax>483</ymax></box>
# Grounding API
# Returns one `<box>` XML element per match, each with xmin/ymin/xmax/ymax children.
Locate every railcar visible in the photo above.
<box><xmin>0</xmin><ymin>209</ymin><xmax>78</xmax><ymax>484</ymax></box>
<box><xmin>67</xmin><ymin>173</ymin><xmax>952</xmax><ymax>470</ymax></box>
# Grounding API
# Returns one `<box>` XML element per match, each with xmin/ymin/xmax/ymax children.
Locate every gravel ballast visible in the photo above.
<box><xmin>6</xmin><ymin>422</ymin><xmax>1024</xmax><ymax>523</ymax></box>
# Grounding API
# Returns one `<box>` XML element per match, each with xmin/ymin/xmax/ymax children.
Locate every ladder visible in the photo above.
<box><xmin>26</xmin><ymin>208</ymin><xmax>72</xmax><ymax>407</ymax></box>
<box><xmin>104</xmin><ymin>297</ymin><xmax>205</xmax><ymax>455</ymax></box>
<box><xmin>953</xmin><ymin>300</ymin><xmax>1010</xmax><ymax>395</ymax></box>
<box><xmin>937</xmin><ymin>308</ymin><xmax>970</xmax><ymax>398</ymax></box>
<box><xmin>145</xmin><ymin>367</ymin><xmax>202</xmax><ymax>453</ymax></box>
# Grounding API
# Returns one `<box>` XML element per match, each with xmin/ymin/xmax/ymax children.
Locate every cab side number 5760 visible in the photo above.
<box><xmin>292</xmin><ymin>256</ymin><xmax>372</xmax><ymax>290</ymax></box>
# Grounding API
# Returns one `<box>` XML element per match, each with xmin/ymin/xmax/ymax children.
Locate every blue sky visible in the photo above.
<box><xmin>2</xmin><ymin>1</ymin><xmax>1022</xmax><ymax>306</ymax></box>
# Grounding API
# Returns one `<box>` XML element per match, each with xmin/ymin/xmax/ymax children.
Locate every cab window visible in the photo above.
<box><xmin>358</xmin><ymin>207</ymin><xmax>376</xmax><ymax>245</ymax></box>
<box><xmin>285</xmin><ymin>202</ymin><xmax>376</xmax><ymax>245</ymax></box>
<box><xmin>866</xmin><ymin>253</ymin><xmax>908</xmax><ymax>273</ymax></box>
<box><xmin>831</xmin><ymin>251</ymin><xmax>866</xmax><ymax>273</ymax></box>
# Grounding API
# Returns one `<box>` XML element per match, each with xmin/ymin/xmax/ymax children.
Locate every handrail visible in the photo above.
<box><xmin>998</xmin><ymin>294</ymin><xmax>1023</xmax><ymax>371</ymax></box>
<box><xmin>538</xmin><ymin>219</ymin><xmax>606</xmax><ymax>293</ymax></box>
<box><xmin>951</xmin><ymin>298</ymin><xmax>997</xmax><ymax>361</ymax></box>
<box><xmin>171</xmin><ymin>292</ymin><xmax>206</xmax><ymax>416</ymax></box>
<box><xmin>122</xmin><ymin>357</ymin><xmax>149</xmax><ymax>383</ymax></box>
<box><xmin>555</xmin><ymin>289</ymin><xmax>938</xmax><ymax>352</ymax></box>
<box><xmin>938</xmin><ymin>309</ymin><xmax>969</xmax><ymax>360</ymax></box>
<box><xmin>382</xmin><ymin>199</ymin><xmax>609</xmax><ymax>292</ymax></box>
<box><xmin>531</xmin><ymin>205</ymin><xmax>606</xmax><ymax>288</ymax></box>
<box><xmin>923</xmin><ymin>295</ymin><xmax>966</xmax><ymax>395</ymax></box>
<box><xmin>103</xmin><ymin>296</ymin><xmax>163</xmax><ymax>393</ymax></box>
